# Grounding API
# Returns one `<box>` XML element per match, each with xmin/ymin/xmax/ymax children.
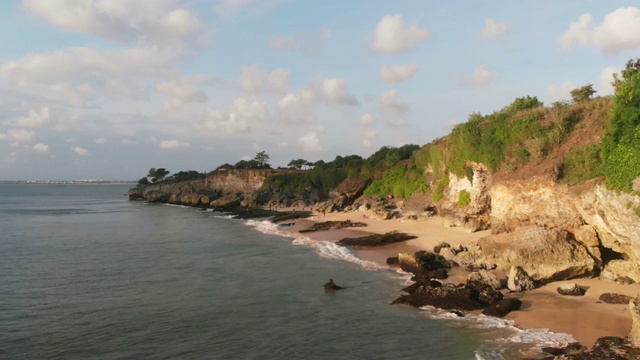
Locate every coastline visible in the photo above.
<box><xmin>274</xmin><ymin>207</ymin><xmax>639</xmax><ymax>348</ymax></box>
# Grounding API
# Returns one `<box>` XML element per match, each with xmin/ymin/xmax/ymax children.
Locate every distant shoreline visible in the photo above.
<box><xmin>0</xmin><ymin>180</ymin><xmax>136</xmax><ymax>184</ymax></box>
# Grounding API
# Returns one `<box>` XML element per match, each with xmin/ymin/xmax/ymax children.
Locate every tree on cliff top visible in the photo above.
<box><xmin>254</xmin><ymin>151</ymin><xmax>271</xmax><ymax>168</ymax></box>
<box><xmin>570</xmin><ymin>84</ymin><xmax>597</xmax><ymax>103</ymax></box>
<box><xmin>147</xmin><ymin>168</ymin><xmax>170</xmax><ymax>183</ymax></box>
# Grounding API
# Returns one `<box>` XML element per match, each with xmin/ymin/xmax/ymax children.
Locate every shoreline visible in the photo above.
<box><xmin>274</xmin><ymin>207</ymin><xmax>639</xmax><ymax>348</ymax></box>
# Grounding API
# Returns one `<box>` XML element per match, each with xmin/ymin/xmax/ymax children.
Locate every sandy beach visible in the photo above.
<box><xmin>280</xmin><ymin>207</ymin><xmax>640</xmax><ymax>348</ymax></box>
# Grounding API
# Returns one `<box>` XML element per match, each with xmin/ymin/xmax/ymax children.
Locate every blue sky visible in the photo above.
<box><xmin>1</xmin><ymin>0</ymin><xmax>639</xmax><ymax>180</ymax></box>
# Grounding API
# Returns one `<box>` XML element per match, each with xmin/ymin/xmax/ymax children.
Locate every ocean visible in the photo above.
<box><xmin>0</xmin><ymin>184</ymin><xmax>575</xmax><ymax>359</ymax></box>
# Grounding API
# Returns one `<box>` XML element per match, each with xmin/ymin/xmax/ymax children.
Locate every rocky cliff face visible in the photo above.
<box><xmin>448</xmin><ymin>175</ymin><xmax>640</xmax><ymax>284</ymax></box>
<box><xmin>128</xmin><ymin>169</ymin><xmax>276</xmax><ymax>208</ymax></box>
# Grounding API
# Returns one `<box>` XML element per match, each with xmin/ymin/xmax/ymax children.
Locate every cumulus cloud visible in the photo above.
<box><xmin>239</xmin><ymin>65</ymin><xmax>291</xmax><ymax>94</ymax></box>
<box><xmin>298</xmin><ymin>131</ymin><xmax>323</xmax><ymax>152</ymax></box>
<box><xmin>159</xmin><ymin>140</ymin><xmax>190</xmax><ymax>150</ymax></box>
<box><xmin>0</xmin><ymin>128</ymin><xmax>36</xmax><ymax>143</ymax></box>
<box><xmin>278</xmin><ymin>89</ymin><xmax>318</xmax><ymax>125</ymax></box>
<box><xmin>157</xmin><ymin>80</ymin><xmax>208</xmax><ymax>111</ymax></box>
<box><xmin>547</xmin><ymin>81</ymin><xmax>576</xmax><ymax>102</ymax></box>
<box><xmin>23</xmin><ymin>0</ymin><xmax>207</xmax><ymax>48</ymax></box>
<box><xmin>321</xmin><ymin>78</ymin><xmax>358</xmax><ymax>105</ymax></box>
<box><xmin>379</xmin><ymin>64</ymin><xmax>418</xmax><ymax>83</ymax></box>
<box><xmin>381</xmin><ymin>89</ymin><xmax>409</xmax><ymax>127</ymax></box>
<box><xmin>269</xmin><ymin>28</ymin><xmax>332</xmax><ymax>54</ymax></box>
<box><xmin>371</xmin><ymin>14</ymin><xmax>429</xmax><ymax>54</ymax></box>
<box><xmin>480</xmin><ymin>19</ymin><xmax>507</xmax><ymax>39</ymax></box>
<box><xmin>1</xmin><ymin>47</ymin><xmax>182</xmax><ymax>105</ymax></box>
<box><xmin>361</xmin><ymin>129</ymin><xmax>378</xmax><ymax>149</ymax></box>
<box><xmin>560</xmin><ymin>7</ymin><xmax>640</xmax><ymax>54</ymax></box>
<box><xmin>204</xmin><ymin>97</ymin><xmax>270</xmax><ymax>134</ymax></box>
<box><xmin>33</xmin><ymin>143</ymin><xmax>49</xmax><ymax>153</ymax></box>
<box><xmin>5</xmin><ymin>107</ymin><xmax>50</xmax><ymax>128</ymax></box>
<box><xmin>358</xmin><ymin>113</ymin><xmax>375</xmax><ymax>126</ymax></box>
<box><xmin>95</xmin><ymin>137</ymin><xmax>107</xmax><ymax>144</ymax></box>
<box><xmin>470</xmin><ymin>65</ymin><xmax>497</xmax><ymax>85</ymax></box>
<box><xmin>599</xmin><ymin>66</ymin><xmax>619</xmax><ymax>96</ymax></box>
<box><xmin>72</xmin><ymin>146</ymin><xmax>90</xmax><ymax>156</ymax></box>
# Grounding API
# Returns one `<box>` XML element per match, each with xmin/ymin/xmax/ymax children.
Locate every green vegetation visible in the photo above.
<box><xmin>234</xmin><ymin>151</ymin><xmax>272</xmax><ymax>169</ymax></box>
<box><xmin>457</xmin><ymin>190</ymin><xmax>471</xmax><ymax>207</ymax></box>
<box><xmin>432</xmin><ymin>175</ymin><xmax>450</xmax><ymax>202</ymax></box>
<box><xmin>635</xmin><ymin>207</ymin><xmax>640</xmax><ymax>218</ymax></box>
<box><xmin>562</xmin><ymin>144</ymin><xmax>603</xmax><ymax>184</ymax></box>
<box><xmin>287</xmin><ymin>158</ymin><xmax>313</xmax><ymax>170</ymax></box>
<box><xmin>147</xmin><ymin>168</ymin><xmax>170</xmax><ymax>183</ymax></box>
<box><xmin>602</xmin><ymin>58</ymin><xmax>640</xmax><ymax>192</ymax></box>
<box><xmin>363</xmin><ymin>164</ymin><xmax>429</xmax><ymax>199</ymax></box>
<box><xmin>570</xmin><ymin>84</ymin><xmax>596</xmax><ymax>103</ymax></box>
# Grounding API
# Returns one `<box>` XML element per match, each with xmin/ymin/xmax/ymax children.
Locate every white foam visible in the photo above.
<box><xmin>245</xmin><ymin>220</ymin><xmax>385</xmax><ymax>271</ymax></box>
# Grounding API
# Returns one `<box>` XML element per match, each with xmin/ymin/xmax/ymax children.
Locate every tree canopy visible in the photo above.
<box><xmin>147</xmin><ymin>168</ymin><xmax>170</xmax><ymax>183</ymax></box>
<box><xmin>570</xmin><ymin>84</ymin><xmax>597</xmax><ymax>103</ymax></box>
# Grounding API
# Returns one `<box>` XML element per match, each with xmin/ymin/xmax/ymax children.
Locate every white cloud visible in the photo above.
<box><xmin>23</xmin><ymin>0</ymin><xmax>207</xmax><ymax>48</ymax></box>
<box><xmin>560</xmin><ymin>7</ymin><xmax>640</xmax><ymax>54</ymax></box>
<box><xmin>547</xmin><ymin>81</ymin><xmax>576</xmax><ymax>102</ymax></box>
<box><xmin>1</xmin><ymin>128</ymin><xmax>36</xmax><ymax>143</ymax></box>
<box><xmin>371</xmin><ymin>14</ymin><xmax>429</xmax><ymax>54</ymax></box>
<box><xmin>268</xmin><ymin>68</ymin><xmax>291</xmax><ymax>94</ymax></box>
<box><xmin>321</xmin><ymin>78</ymin><xmax>358</xmax><ymax>105</ymax></box>
<box><xmin>358</xmin><ymin>113</ymin><xmax>375</xmax><ymax>126</ymax></box>
<box><xmin>239</xmin><ymin>65</ymin><xmax>291</xmax><ymax>94</ymax></box>
<box><xmin>599</xmin><ymin>66</ymin><xmax>619</xmax><ymax>96</ymax></box>
<box><xmin>1</xmin><ymin>47</ymin><xmax>182</xmax><ymax>105</ymax></box>
<box><xmin>269</xmin><ymin>28</ymin><xmax>332</xmax><ymax>54</ymax></box>
<box><xmin>157</xmin><ymin>80</ymin><xmax>208</xmax><ymax>111</ymax></box>
<box><xmin>95</xmin><ymin>137</ymin><xmax>107</xmax><ymax>144</ymax></box>
<box><xmin>381</xmin><ymin>89</ymin><xmax>409</xmax><ymax>127</ymax></box>
<box><xmin>361</xmin><ymin>129</ymin><xmax>378</xmax><ymax>149</ymax></box>
<box><xmin>299</xmin><ymin>131</ymin><xmax>323</xmax><ymax>152</ymax></box>
<box><xmin>480</xmin><ymin>19</ymin><xmax>507</xmax><ymax>39</ymax></box>
<box><xmin>471</xmin><ymin>65</ymin><xmax>497</xmax><ymax>85</ymax></box>
<box><xmin>204</xmin><ymin>97</ymin><xmax>270</xmax><ymax>135</ymax></box>
<box><xmin>33</xmin><ymin>143</ymin><xmax>49</xmax><ymax>153</ymax></box>
<box><xmin>278</xmin><ymin>141</ymin><xmax>289</xmax><ymax>149</ymax></box>
<box><xmin>159</xmin><ymin>140</ymin><xmax>190</xmax><ymax>150</ymax></box>
<box><xmin>278</xmin><ymin>89</ymin><xmax>318</xmax><ymax>125</ymax></box>
<box><xmin>72</xmin><ymin>146</ymin><xmax>90</xmax><ymax>156</ymax></box>
<box><xmin>379</xmin><ymin>64</ymin><xmax>418</xmax><ymax>83</ymax></box>
<box><xmin>5</xmin><ymin>107</ymin><xmax>50</xmax><ymax>128</ymax></box>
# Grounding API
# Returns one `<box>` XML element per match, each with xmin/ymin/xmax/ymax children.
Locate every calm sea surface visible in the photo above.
<box><xmin>0</xmin><ymin>184</ymin><xmax>573</xmax><ymax>359</ymax></box>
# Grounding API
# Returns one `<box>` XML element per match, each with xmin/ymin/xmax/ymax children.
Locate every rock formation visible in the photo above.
<box><xmin>557</xmin><ymin>283</ymin><xmax>586</xmax><ymax>296</ymax></box>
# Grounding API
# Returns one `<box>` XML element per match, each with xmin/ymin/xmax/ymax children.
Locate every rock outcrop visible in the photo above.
<box><xmin>479</xmin><ymin>226</ymin><xmax>596</xmax><ymax>283</ymax></box>
<box><xmin>557</xmin><ymin>283</ymin><xmax>586</xmax><ymax>296</ymax></box>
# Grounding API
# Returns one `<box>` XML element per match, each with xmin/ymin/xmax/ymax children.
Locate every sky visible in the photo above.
<box><xmin>1</xmin><ymin>1</ymin><xmax>639</xmax><ymax>181</ymax></box>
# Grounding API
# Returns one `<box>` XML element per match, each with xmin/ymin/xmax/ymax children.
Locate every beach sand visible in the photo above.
<box><xmin>280</xmin><ymin>207</ymin><xmax>640</xmax><ymax>348</ymax></box>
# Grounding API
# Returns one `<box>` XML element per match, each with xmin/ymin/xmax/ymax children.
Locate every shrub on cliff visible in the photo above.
<box><xmin>602</xmin><ymin>58</ymin><xmax>640</xmax><ymax>192</ymax></box>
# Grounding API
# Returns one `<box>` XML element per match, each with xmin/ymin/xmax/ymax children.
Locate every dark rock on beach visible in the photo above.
<box><xmin>336</xmin><ymin>231</ymin><xmax>417</xmax><ymax>247</ymax></box>
<box><xmin>299</xmin><ymin>220</ymin><xmax>367</xmax><ymax>233</ymax></box>
<box><xmin>598</xmin><ymin>293</ymin><xmax>632</xmax><ymax>304</ymax></box>
<box><xmin>392</xmin><ymin>283</ymin><xmax>485</xmax><ymax>310</ymax></box>
<box><xmin>481</xmin><ymin>297</ymin><xmax>522</xmax><ymax>317</ymax></box>
<box><xmin>558</xmin><ymin>336</ymin><xmax>640</xmax><ymax>359</ymax></box>
<box><xmin>556</xmin><ymin>283</ymin><xmax>586</xmax><ymax>296</ymax></box>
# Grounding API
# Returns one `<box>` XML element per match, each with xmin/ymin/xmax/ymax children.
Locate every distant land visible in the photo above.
<box><xmin>0</xmin><ymin>180</ymin><xmax>136</xmax><ymax>184</ymax></box>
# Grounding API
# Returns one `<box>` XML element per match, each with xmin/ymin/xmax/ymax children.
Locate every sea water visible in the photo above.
<box><xmin>0</xmin><ymin>184</ymin><xmax>574</xmax><ymax>359</ymax></box>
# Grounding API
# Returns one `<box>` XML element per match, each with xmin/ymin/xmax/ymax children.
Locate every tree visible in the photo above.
<box><xmin>147</xmin><ymin>167</ymin><xmax>170</xmax><ymax>183</ymax></box>
<box><xmin>288</xmin><ymin>158</ymin><xmax>308</xmax><ymax>170</ymax></box>
<box><xmin>570</xmin><ymin>84</ymin><xmax>597</xmax><ymax>103</ymax></box>
<box><xmin>137</xmin><ymin>177</ymin><xmax>150</xmax><ymax>187</ymax></box>
<box><xmin>253</xmin><ymin>151</ymin><xmax>271</xmax><ymax>169</ymax></box>
<box><xmin>502</xmin><ymin>96</ymin><xmax>543</xmax><ymax>113</ymax></box>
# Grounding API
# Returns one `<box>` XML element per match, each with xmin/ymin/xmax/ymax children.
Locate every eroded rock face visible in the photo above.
<box><xmin>479</xmin><ymin>226</ymin><xmax>595</xmax><ymax>283</ymax></box>
<box><xmin>629</xmin><ymin>294</ymin><xmax>640</xmax><ymax>347</ymax></box>
<box><xmin>507</xmin><ymin>266</ymin><xmax>536</xmax><ymax>292</ymax></box>
<box><xmin>601</xmin><ymin>260</ymin><xmax>640</xmax><ymax>284</ymax></box>
<box><xmin>467</xmin><ymin>270</ymin><xmax>501</xmax><ymax>290</ymax></box>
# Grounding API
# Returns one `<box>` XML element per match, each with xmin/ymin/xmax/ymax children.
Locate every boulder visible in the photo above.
<box><xmin>392</xmin><ymin>283</ymin><xmax>484</xmax><ymax>310</ymax></box>
<box><xmin>557</xmin><ymin>283</ymin><xmax>586</xmax><ymax>296</ymax></box>
<box><xmin>630</xmin><ymin>294</ymin><xmax>640</xmax><ymax>347</ymax></box>
<box><xmin>601</xmin><ymin>260</ymin><xmax>640</xmax><ymax>284</ymax></box>
<box><xmin>433</xmin><ymin>242</ymin><xmax>451</xmax><ymax>254</ymax></box>
<box><xmin>482</xmin><ymin>298</ymin><xmax>522</xmax><ymax>317</ymax></box>
<box><xmin>507</xmin><ymin>266</ymin><xmax>536</xmax><ymax>292</ymax></box>
<box><xmin>397</xmin><ymin>251</ymin><xmax>451</xmax><ymax>281</ymax></box>
<box><xmin>324</xmin><ymin>279</ymin><xmax>343</xmax><ymax>291</ymax></box>
<box><xmin>337</xmin><ymin>232</ymin><xmax>417</xmax><ymax>247</ymax></box>
<box><xmin>479</xmin><ymin>226</ymin><xmax>596</xmax><ymax>283</ymax></box>
<box><xmin>561</xmin><ymin>336</ymin><xmax>640</xmax><ymax>359</ymax></box>
<box><xmin>467</xmin><ymin>270</ymin><xmax>502</xmax><ymax>291</ymax></box>
<box><xmin>599</xmin><ymin>293</ymin><xmax>632</xmax><ymax>304</ymax></box>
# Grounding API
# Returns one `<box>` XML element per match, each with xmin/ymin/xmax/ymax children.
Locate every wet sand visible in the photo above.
<box><xmin>279</xmin><ymin>207</ymin><xmax>640</xmax><ymax>348</ymax></box>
